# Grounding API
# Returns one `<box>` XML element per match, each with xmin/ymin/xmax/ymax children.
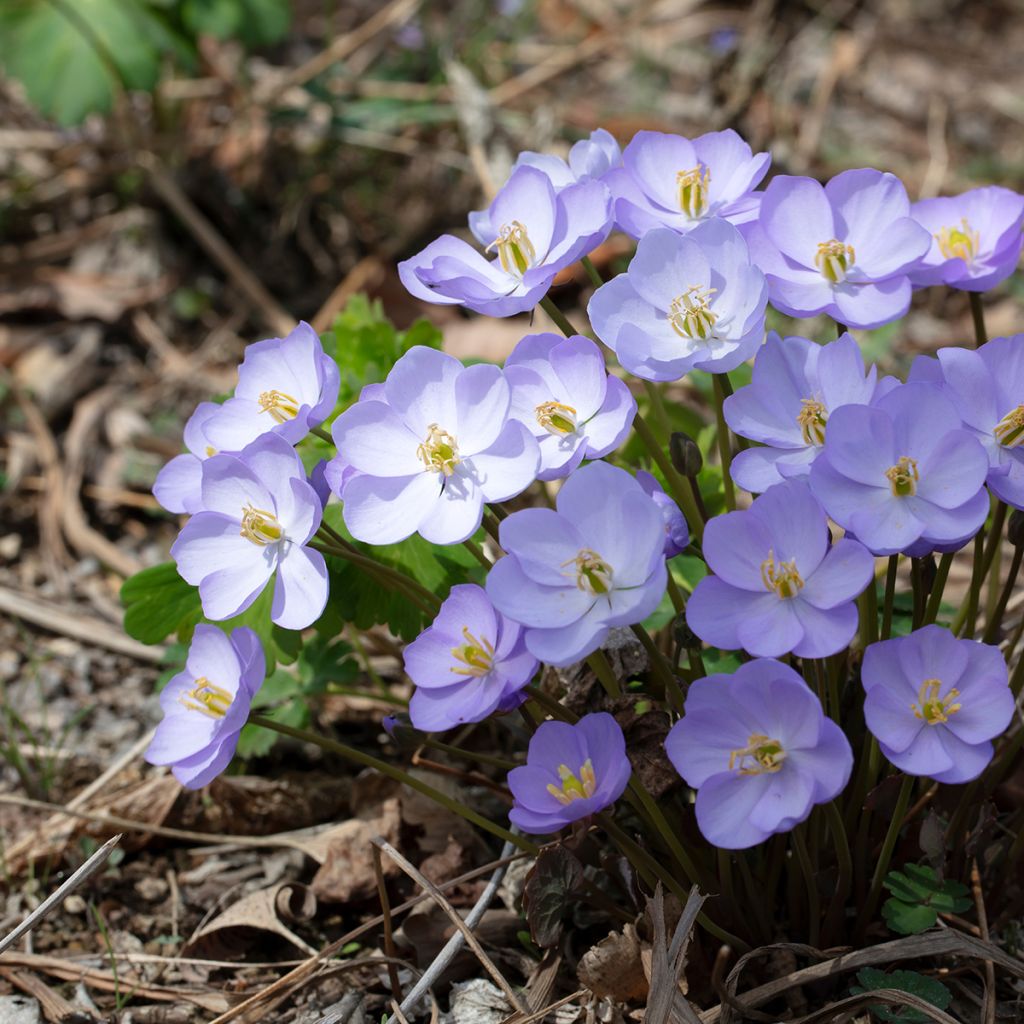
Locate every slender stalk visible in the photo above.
<box><xmin>922</xmin><ymin>551</ymin><xmax>954</xmax><ymax>625</ymax></box>
<box><xmin>791</xmin><ymin>826</ymin><xmax>820</xmax><ymax>947</ymax></box>
<box><xmin>311</xmin><ymin>424</ymin><xmax>334</xmax><ymax>444</ymax></box>
<box><xmin>627</xmin><ymin>777</ymin><xmax>707</xmax><ymax>888</ymax></box>
<box><xmin>880</xmin><ymin>555</ymin><xmax>899</xmax><ymax>640</ymax></box>
<box><xmin>983</xmin><ymin>544</ymin><xmax>1023</xmax><ymax>644</ymax></box>
<box><xmin>910</xmin><ymin>558</ymin><xmax>926</xmax><ymax>629</ymax></box>
<box><xmin>632</xmin><ymin>411</ymin><xmax>705</xmax><ymax>540</ymax></box>
<box><xmin>250</xmin><ymin>716</ymin><xmax>537</xmax><ymax>853</ymax></box>
<box><xmin>859</xmin><ymin>774</ymin><xmax>914</xmax><ymax>932</ymax></box>
<box><xmin>666</xmin><ymin>572</ymin><xmax>686</xmax><ymax>614</ymax></box>
<box><xmin>717</xmin><ymin>848</ymin><xmax>736</xmax><ymax>922</ymax></box>
<box><xmin>985</xmin><ymin>537</ymin><xmax>1003</xmax><ymax>627</ymax></box>
<box><xmin>481</xmin><ymin>511</ymin><xmax>503</xmax><ymax>545</ymax></box>
<box><xmin>823</xmin><ymin>799</ymin><xmax>853</xmax><ymax>940</ymax></box>
<box><xmin>420</xmin><ymin>737</ymin><xmax>517</xmax><ymax>770</ymax></box>
<box><xmin>858</xmin><ymin>578</ymin><xmax>879</xmax><ymax>648</ymax></box>
<box><xmin>463</xmin><ymin>538</ymin><xmax>492</xmax><ymax>568</ymax></box>
<box><xmin>969</xmin><ymin>292</ymin><xmax>989</xmax><ymax>347</ymax></box>
<box><xmin>954</xmin><ymin>529</ymin><xmax>987</xmax><ymax>638</ymax></box>
<box><xmin>631</xmin><ymin>624</ymin><xmax>684</xmax><ymax>712</ymax></box>
<box><xmin>642</xmin><ymin>379</ymin><xmax>673</xmax><ymax>439</ymax></box>
<box><xmin>581</xmin><ymin>255</ymin><xmax>604</xmax><ymax>289</ymax></box>
<box><xmin>711</xmin><ymin>375</ymin><xmax>737</xmax><ymax>511</ymax></box>
<box><xmin>539</xmin><ymin>296</ymin><xmax>579</xmax><ymax>338</ymax></box>
<box><xmin>586</xmin><ymin>650</ymin><xmax>622</xmax><ymax>697</ymax></box>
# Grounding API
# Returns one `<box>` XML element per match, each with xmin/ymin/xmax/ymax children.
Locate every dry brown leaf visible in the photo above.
<box><xmin>578</xmin><ymin>924</ymin><xmax>649</xmax><ymax>1002</ymax></box>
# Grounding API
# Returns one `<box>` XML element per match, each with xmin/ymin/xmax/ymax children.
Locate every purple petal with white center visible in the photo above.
<box><xmin>154</xmin><ymin>453</ymin><xmax>204</xmax><ymax>514</ymax></box>
<box><xmin>454</xmin><ymin>363</ymin><xmax>511</xmax><ymax>455</ymax></box>
<box><xmin>171</xmin><ymin>512</ymin><xmax>259</xmax><ymax>586</ymax></box>
<box><xmin>627</xmin><ymin>228</ymin><xmax>710</xmax><ymax>309</ymax></box>
<box><xmin>397</xmin><ymin>235</ymin><xmax>501</xmax><ymax>305</ymax></box>
<box><xmin>798</xmin><ymin>538</ymin><xmax>874</xmax><ymax>609</ymax></box>
<box><xmin>915</xmin><ymin>430</ymin><xmax>989</xmax><ymax>509</ymax></box>
<box><xmin>271</xmin><ymin>544</ymin><xmax>328</xmax><ymax>629</ymax></box>
<box><xmin>759</xmin><ymin>175</ymin><xmax>835</xmax><ymax>267</ymax></box>
<box><xmin>694</xmin><ymin>771</ymin><xmax>774</xmax><ymax>849</ymax></box>
<box><xmin>790</xmin><ymin>600</ymin><xmax>859</xmax><ymax>658</ymax></box>
<box><xmin>417</xmin><ymin>473</ymin><xmax>485</xmax><ymax>545</ymax></box>
<box><xmin>549</xmin><ymin>336</ymin><xmax>607</xmax><ymax>421</ymax></box>
<box><xmin>342</xmin><ymin>472</ymin><xmax>437</xmax><ymax>544</ymax></box>
<box><xmin>488</xmin><ymin>166</ymin><xmax>557</xmax><ymax>259</ymax></box>
<box><xmin>863</xmin><ymin>683</ymin><xmax>924</xmax><ymax>754</ymax></box>
<box><xmin>498</xmin><ymin>507</ymin><xmax>583</xmax><ymax>586</ymax></box>
<box><xmin>581</xmin><ymin>375</ymin><xmax>636</xmax><ymax>458</ymax></box>
<box><xmin>385</xmin><ymin>346</ymin><xmax>463</xmax><ymax>440</ymax></box>
<box><xmin>831</xmin><ymin>278</ymin><xmax>911</xmax><ymax>330</ymax></box>
<box><xmin>467</xmin><ymin>421</ymin><xmax>539</xmax><ymax>502</ymax></box>
<box><xmin>540</xmin><ymin>178</ymin><xmax>613</xmax><ymax>272</ymax></box>
<box><xmin>748</xmin><ymin>480</ymin><xmax>829</xmax><ymax>575</ymax></box>
<box><xmin>523</xmin><ymin>609</ymin><xmax>609</xmax><ymax>667</ymax></box>
<box><xmin>332</xmin><ymin>400</ymin><xmax>424</xmax><ymax>477</ymax></box>
<box><xmin>199</xmin><ymin>556</ymin><xmax>274</xmax><ymax>621</ymax></box>
<box><xmin>927</xmin><ymin>733</ymin><xmax>993</xmax><ymax>784</ymax></box>
<box><xmin>485</xmin><ymin>555</ymin><xmax>593</xmax><ymax>628</ymax></box>
<box><xmin>701</xmin><ymin>508</ymin><xmax>773</xmax><ymax>589</ymax></box>
<box><xmin>747</xmin><ymin>766</ymin><xmax>816</xmax><ymax>835</ymax></box>
<box><xmin>623</xmin><ymin>131</ymin><xmax>698</xmax><ymax>214</ymax></box>
<box><xmin>200</xmin><ymin>454</ymin><xmax>274</xmax><ymax>521</ymax></box>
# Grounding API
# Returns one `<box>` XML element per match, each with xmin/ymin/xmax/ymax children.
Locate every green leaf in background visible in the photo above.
<box><xmin>881</xmin><ymin>863</ymin><xmax>971</xmax><ymax>934</ymax></box>
<box><xmin>850</xmin><ymin>967</ymin><xmax>953</xmax><ymax>1024</ymax></box>
<box><xmin>181</xmin><ymin>0</ymin><xmax>290</xmax><ymax>47</ymax></box>
<box><xmin>121</xmin><ymin>561</ymin><xmax>202</xmax><ymax>645</ymax></box>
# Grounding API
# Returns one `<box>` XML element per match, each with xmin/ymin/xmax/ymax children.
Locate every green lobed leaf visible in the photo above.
<box><xmin>181</xmin><ymin>0</ymin><xmax>290</xmax><ymax>47</ymax></box>
<box><xmin>851</xmin><ymin>967</ymin><xmax>952</xmax><ymax>1024</ymax></box>
<box><xmin>881</xmin><ymin>897</ymin><xmax>938</xmax><ymax>935</ymax></box>
<box><xmin>522</xmin><ymin>845</ymin><xmax>585</xmax><ymax>948</ymax></box>
<box><xmin>121</xmin><ymin>562</ymin><xmax>202</xmax><ymax>645</ymax></box>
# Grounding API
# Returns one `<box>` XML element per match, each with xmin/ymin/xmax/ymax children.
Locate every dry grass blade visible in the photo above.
<box><xmin>646</xmin><ymin>884</ymin><xmax>706</xmax><ymax>1024</ymax></box>
<box><xmin>791</xmin><ymin>987</ymin><xmax>960</xmax><ymax>1024</ymax></box>
<box><xmin>971</xmin><ymin>858</ymin><xmax>996</xmax><ymax>1024</ymax></box>
<box><xmin>498</xmin><ymin>988</ymin><xmax>587</xmax><ymax>1024</ymax></box>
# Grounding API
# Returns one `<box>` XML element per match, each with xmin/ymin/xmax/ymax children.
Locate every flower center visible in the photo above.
<box><xmin>535</xmin><ymin>400</ymin><xmax>578</xmax><ymax>436</ymax></box>
<box><xmin>179</xmin><ymin>677</ymin><xmax>232</xmax><ymax>719</ymax></box>
<box><xmin>487</xmin><ymin>220</ymin><xmax>536</xmax><ymax>277</ymax></box>
<box><xmin>911</xmin><ymin>678</ymin><xmax>962</xmax><ymax>725</ymax></box>
<box><xmin>546</xmin><ymin>758</ymin><xmax>597</xmax><ymax>805</ymax></box>
<box><xmin>797</xmin><ymin>399</ymin><xmax>828</xmax><ymax>446</ymax></box>
<box><xmin>729</xmin><ymin>733</ymin><xmax>787</xmax><ymax>775</ymax></box>
<box><xmin>761</xmin><ymin>550</ymin><xmax>804</xmax><ymax>599</ymax></box>
<box><xmin>668</xmin><ymin>285</ymin><xmax>718</xmax><ymax>341</ymax></box>
<box><xmin>935</xmin><ymin>218</ymin><xmax>979</xmax><ymax>264</ymax></box>
<box><xmin>240</xmin><ymin>503</ymin><xmax>284</xmax><ymax>545</ymax></box>
<box><xmin>676</xmin><ymin>165</ymin><xmax>711</xmax><ymax>218</ymax></box>
<box><xmin>994</xmin><ymin>405</ymin><xmax>1024</xmax><ymax>448</ymax></box>
<box><xmin>450</xmin><ymin>626</ymin><xmax>496</xmax><ymax>678</ymax></box>
<box><xmin>815</xmin><ymin>239</ymin><xmax>855</xmax><ymax>284</ymax></box>
<box><xmin>204</xmin><ymin>445</ymin><xmax>217</xmax><ymax>457</ymax></box>
<box><xmin>885</xmin><ymin>455</ymin><xmax>919</xmax><ymax>497</ymax></box>
<box><xmin>258</xmin><ymin>389</ymin><xmax>300</xmax><ymax>424</ymax></box>
<box><xmin>417</xmin><ymin>424</ymin><xmax>461</xmax><ymax>476</ymax></box>
<box><xmin>564</xmin><ymin>548</ymin><xmax>614</xmax><ymax>595</ymax></box>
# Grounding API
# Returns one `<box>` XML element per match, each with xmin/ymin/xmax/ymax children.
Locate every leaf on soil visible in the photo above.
<box><xmin>577</xmin><ymin>924</ymin><xmax>649</xmax><ymax>1002</ymax></box>
<box><xmin>850</xmin><ymin>967</ymin><xmax>953</xmax><ymax>1024</ymax></box>
<box><xmin>522</xmin><ymin>845</ymin><xmax>584</xmax><ymax>949</ymax></box>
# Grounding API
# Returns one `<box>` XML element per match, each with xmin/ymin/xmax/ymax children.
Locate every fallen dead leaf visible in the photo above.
<box><xmin>577</xmin><ymin>924</ymin><xmax>649</xmax><ymax>1002</ymax></box>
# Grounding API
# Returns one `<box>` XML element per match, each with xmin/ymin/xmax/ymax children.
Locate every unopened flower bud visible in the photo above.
<box><xmin>1009</xmin><ymin>510</ymin><xmax>1024</xmax><ymax>548</ymax></box>
<box><xmin>670</xmin><ymin>432</ymin><xmax>703</xmax><ymax>478</ymax></box>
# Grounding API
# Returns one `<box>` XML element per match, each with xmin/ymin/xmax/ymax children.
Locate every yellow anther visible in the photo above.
<box><xmin>240</xmin><ymin>504</ymin><xmax>284</xmax><ymax>546</ymax></box>
<box><xmin>258</xmin><ymin>389</ymin><xmax>301</xmax><ymax>424</ymax></box>
<box><xmin>729</xmin><ymin>733</ymin><xmax>786</xmax><ymax>775</ymax></box>
<box><xmin>546</xmin><ymin>758</ymin><xmax>598</xmax><ymax>806</ymax></box>
<box><xmin>935</xmin><ymin>218</ymin><xmax>979</xmax><ymax>264</ymax></box>
<box><xmin>417</xmin><ymin>424</ymin><xmax>461</xmax><ymax>477</ymax></box>
<box><xmin>487</xmin><ymin>220</ymin><xmax>536</xmax><ymax>276</ymax></box>
<box><xmin>911</xmin><ymin>678</ymin><xmax>962</xmax><ymax>725</ymax></box>
<box><xmin>204</xmin><ymin>445</ymin><xmax>217</xmax><ymax>457</ymax></box>
<box><xmin>797</xmin><ymin>399</ymin><xmax>828</xmax><ymax>446</ymax></box>
<box><xmin>668</xmin><ymin>285</ymin><xmax>718</xmax><ymax>341</ymax></box>
<box><xmin>815</xmin><ymin>239</ymin><xmax>855</xmax><ymax>284</ymax></box>
<box><xmin>450</xmin><ymin>626</ymin><xmax>496</xmax><ymax>678</ymax></box>
<box><xmin>994</xmin><ymin>405</ymin><xmax>1024</xmax><ymax>448</ymax></box>
<box><xmin>676</xmin><ymin>165</ymin><xmax>711</xmax><ymax>218</ymax></box>
<box><xmin>179</xmin><ymin>677</ymin><xmax>232</xmax><ymax>719</ymax></box>
<box><xmin>885</xmin><ymin>455</ymin><xmax>919</xmax><ymax>497</ymax></box>
<box><xmin>761</xmin><ymin>550</ymin><xmax>804</xmax><ymax>599</ymax></box>
<box><xmin>535</xmin><ymin>400</ymin><xmax>578</xmax><ymax>436</ymax></box>
<box><xmin>563</xmin><ymin>548</ymin><xmax>614</xmax><ymax>596</ymax></box>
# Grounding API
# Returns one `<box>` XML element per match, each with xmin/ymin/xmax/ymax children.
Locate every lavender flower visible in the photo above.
<box><xmin>145</xmin><ymin>625</ymin><xmax>264</xmax><ymax>788</ymax></box>
<box><xmin>202</xmin><ymin>322</ymin><xmax>340</xmax><ymax>451</ymax></box>
<box><xmin>605</xmin><ymin>129</ymin><xmax>769</xmax><ymax>239</ymax></box>
<box><xmin>331</xmin><ymin>347</ymin><xmax>539</xmax><ymax>545</ymax></box>
<box><xmin>504</xmin><ymin>332</ymin><xmax>636</xmax><ymax>480</ymax></box>
<box><xmin>909</xmin><ymin>336</ymin><xmax>1024</xmax><ymax>509</ymax></box>
<box><xmin>403</xmin><ymin>585</ymin><xmax>538</xmax><ymax>731</ymax></box>
<box><xmin>746</xmin><ymin>170</ymin><xmax>932</xmax><ymax>329</ymax></box>
<box><xmin>664</xmin><ymin>659</ymin><xmax>853</xmax><ymax>849</ymax></box>
<box><xmin>398</xmin><ymin>166</ymin><xmax>612</xmax><ymax>317</ymax></box>
<box><xmin>486</xmin><ymin>462</ymin><xmax>667</xmax><ymax>666</ymax></box>
<box><xmin>508</xmin><ymin>712</ymin><xmax>632</xmax><ymax>833</ymax></box>
<box><xmin>153</xmin><ymin>402</ymin><xmax>221</xmax><ymax>515</ymax></box>
<box><xmin>909</xmin><ymin>187</ymin><xmax>1024</xmax><ymax>291</ymax></box>
<box><xmin>686</xmin><ymin>480</ymin><xmax>873</xmax><ymax>657</ymax></box>
<box><xmin>171</xmin><ymin>434</ymin><xmax>328</xmax><ymax>629</ymax></box>
<box><xmin>725</xmin><ymin>332</ymin><xmax>889</xmax><ymax>493</ymax></box>
<box><xmin>862</xmin><ymin>626</ymin><xmax>1014</xmax><ymax>784</ymax></box>
<box><xmin>636</xmin><ymin>471</ymin><xmax>689</xmax><ymax>559</ymax></box>
<box><xmin>588</xmin><ymin>221</ymin><xmax>768</xmax><ymax>381</ymax></box>
<box><xmin>809</xmin><ymin>382</ymin><xmax>990</xmax><ymax>555</ymax></box>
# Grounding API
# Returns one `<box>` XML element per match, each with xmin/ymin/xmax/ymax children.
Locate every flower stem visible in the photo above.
<box><xmin>481</xmin><ymin>511</ymin><xmax>503</xmax><ymax>546</ymax></box>
<box><xmin>711</xmin><ymin>375</ymin><xmax>737</xmax><ymax>511</ymax></box>
<box><xmin>791</xmin><ymin>825</ymin><xmax>820</xmax><ymax>947</ymax></box>
<box><xmin>627</xmin><ymin>777</ymin><xmax>707</xmax><ymax>889</ymax></box>
<box><xmin>642</xmin><ymin>380</ymin><xmax>673</xmax><ymax>439</ymax></box>
<box><xmin>666</xmin><ymin>572</ymin><xmax>686</xmax><ymax>614</ymax></box>
<box><xmin>462</xmin><ymin>538</ymin><xmax>492</xmax><ymax>568</ymax></box>
<box><xmin>631</xmin><ymin>624</ymin><xmax>684</xmax><ymax>712</ymax></box>
<box><xmin>859</xmin><ymin>773</ymin><xmax>914</xmax><ymax>933</ymax></box>
<box><xmin>922</xmin><ymin>551</ymin><xmax>955</xmax><ymax>625</ymax></box>
<box><xmin>969</xmin><ymin>292</ymin><xmax>989</xmax><ymax>347</ymax></box>
<box><xmin>822</xmin><ymin>799</ymin><xmax>852</xmax><ymax>940</ymax></box>
<box><xmin>580</xmin><ymin>255</ymin><xmax>603</xmax><ymax>289</ymax></box>
<box><xmin>539</xmin><ymin>295</ymin><xmax>580</xmax><ymax>337</ymax></box>
<box><xmin>880</xmin><ymin>555</ymin><xmax>899</xmax><ymax>640</ymax></box>
<box><xmin>420</xmin><ymin>736</ymin><xmax>517</xmax><ymax>770</ymax></box>
<box><xmin>250</xmin><ymin>715</ymin><xmax>538</xmax><ymax>853</ymax></box>
<box><xmin>857</xmin><ymin>577</ymin><xmax>879</xmax><ymax>648</ymax></box>
<box><xmin>985</xmin><ymin>544</ymin><xmax>1024</xmax><ymax>645</ymax></box>
<box><xmin>954</xmin><ymin>528</ymin><xmax>988</xmax><ymax>638</ymax></box>
<box><xmin>586</xmin><ymin>650</ymin><xmax>622</xmax><ymax>697</ymax></box>
<box><xmin>632</xmin><ymin>410</ymin><xmax>705</xmax><ymax>541</ymax></box>
<box><xmin>311</xmin><ymin>424</ymin><xmax>334</xmax><ymax>444</ymax></box>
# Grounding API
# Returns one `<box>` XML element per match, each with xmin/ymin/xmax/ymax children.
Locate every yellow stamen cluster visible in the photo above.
<box><xmin>487</xmin><ymin>220</ymin><xmax>536</xmax><ymax>276</ymax></box>
<box><xmin>935</xmin><ymin>218</ymin><xmax>979</xmax><ymax>264</ymax></box>
<box><xmin>994</xmin><ymin>405</ymin><xmax>1024</xmax><ymax>448</ymax></box>
<box><xmin>546</xmin><ymin>759</ymin><xmax>597</xmax><ymax>806</ymax></box>
<box><xmin>797</xmin><ymin>399</ymin><xmax>828</xmax><ymax>446</ymax></box>
<box><xmin>911</xmin><ymin>678</ymin><xmax>962</xmax><ymax>725</ymax></box>
<box><xmin>240</xmin><ymin>504</ymin><xmax>284</xmax><ymax>545</ymax></box>
<box><xmin>668</xmin><ymin>285</ymin><xmax>718</xmax><ymax>342</ymax></box>
<box><xmin>450</xmin><ymin>626</ymin><xmax>496</xmax><ymax>678</ymax></box>
<box><xmin>179</xmin><ymin>677</ymin><xmax>232</xmax><ymax>719</ymax></box>
<box><xmin>761</xmin><ymin>550</ymin><xmax>804</xmax><ymax>599</ymax></box>
<box><xmin>563</xmin><ymin>548</ymin><xmax>614</xmax><ymax>596</ymax></box>
<box><xmin>815</xmin><ymin>239</ymin><xmax>855</xmax><ymax>284</ymax></box>
<box><xmin>729</xmin><ymin>733</ymin><xmax>787</xmax><ymax>775</ymax></box>
<box><xmin>677</xmin><ymin>165</ymin><xmax>711</xmax><ymax>218</ymax></box>
<box><xmin>535</xmin><ymin>400</ymin><xmax>578</xmax><ymax>436</ymax></box>
<box><xmin>885</xmin><ymin>455</ymin><xmax>919</xmax><ymax>497</ymax></box>
<box><xmin>417</xmin><ymin>424</ymin><xmax>460</xmax><ymax>477</ymax></box>
<box><xmin>258</xmin><ymin>389</ymin><xmax>301</xmax><ymax>424</ymax></box>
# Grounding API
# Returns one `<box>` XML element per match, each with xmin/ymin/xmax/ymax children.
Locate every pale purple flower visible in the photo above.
<box><xmin>508</xmin><ymin>712</ymin><xmax>631</xmax><ymax>833</ymax></box>
<box><xmin>725</xmin><ymin>332</ymin><xmax>888</xmax><ymax>493</ymax></box>
<box><xmin>331</xmin><ymin>346</ymin><xmax>539</xmax><ymax>545</ymax></box>
<box><xmin>909</xmin><ymin>336</ymin><xmax>1024</xmax><ymax>509</ymax></box>
<box><xmin>145</xmin><ymin>625</ymin><xmax>264</xmax><ymax>788</ymax></box>
<box><xmin>687</xmin><ymin>480</ymin><xmax>873</xmax><ymax>658</ymax></box>
<box><xmin>588</xmin><ymin>221</ymin><xmax>768</xmax><ymax>381</ymax></box>
<box><xmin>504</xmin><ymin>332</ymin><xmax>636</xmax><ymax>480</ymax></box>
<box><xmin>909</xmin><ymin>187</ymin><xmax>1024</xmax><ymax>291</ymax></box>
<box><xmin>202</xmin><ymin>322</ymin><xmax>340</xmax><ymax>451</ymax></box>
<box><xmin>398</xmin><ymin>166</ymin><xmax>612</xmax><ymax>317</ymax></box>
<box><xmin>746</xmin><ymin>169</ymin><xmax>932</xmax><ymax>329</ymax></box>
<box><xmin>636</xmin><ymin>471</ymin><xmax>689</xmax><ymax>558</ymax></box>
<box><xmin>486</xmin><ymin>462</ymin><xmax>667</xmax><ymax>666</ymax></box>
<box><xmin>862</xmin><ymin>625</ymin><xmax>1014</xmax><ymax>784</ymax></box>
<box><xmin>664</xmin><ymin>659</ymin><xmax>853</xmax><ymax>849</ymax></box>
<box><xmin>403</xmin><ymin>585</ymin><xmax>538</xmax><ymax>731</ymax></box>
<box><xmin>171</xmin><ymin>433</ymin><xmax>328</xmax><ymax>630</ymax></box>
<box><xmin>605</xmin><ymin>129</ymin><xmax>769</xmax><ymax>239</ymax></box>
<box><xmin>809</xmin><ymin>382</ymin><xmax>990</xmax><ymax>555</ymax></box>
<box><xmin>153</xmin><ymin>402</ymin><xmax>221</xmax><ymax>514</ymax></box>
